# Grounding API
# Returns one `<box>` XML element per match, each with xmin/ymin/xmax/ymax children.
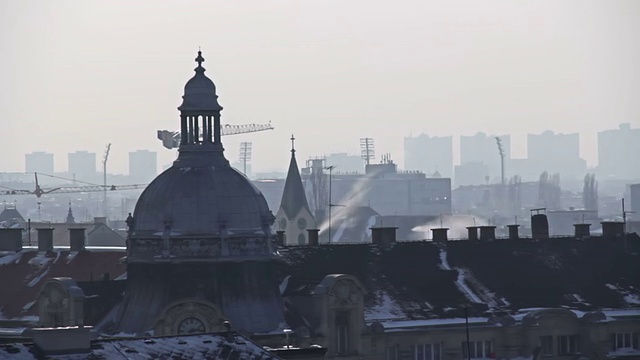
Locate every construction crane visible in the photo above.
<box><xmin>0</xmin><ymin>173</ymin><xmax>147</xmax><ymax>198</ymax></box>
<box><xmin>157</xmin><ymin>122</ymin><xmax>274</xmax><ymax>149</ymax></box>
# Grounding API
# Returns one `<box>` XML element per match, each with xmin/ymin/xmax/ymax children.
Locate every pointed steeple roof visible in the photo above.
<box><xmin>279</xmin><ymin>135</ymin><xmax>312</xmax><ymax>219</ymax></box>
<box><xmin>66</xmin><ymin>202</ymin><xmax>76</xmax><ymax>223</ymax></box>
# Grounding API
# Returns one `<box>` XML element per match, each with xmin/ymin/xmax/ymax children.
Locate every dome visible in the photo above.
<box><xmin>178</xmin><ymin>51</ymin><xmax>222</xmax><ymax>112</ymax></box>
<box><xmin>131</xmin><ymin>164</ymin><xmax>274</xmax><ymax>237</ymax></box>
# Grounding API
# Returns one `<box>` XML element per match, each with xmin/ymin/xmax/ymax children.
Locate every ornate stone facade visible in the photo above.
<box><xmin>154</xmin><ymin>299</ymin><xmax>228</xmax><ymax>336</ymax></box>
<box><xmin>38</xmin><ymin>278</ymin><xmax>85</xmax><ymax>328</ymax></box>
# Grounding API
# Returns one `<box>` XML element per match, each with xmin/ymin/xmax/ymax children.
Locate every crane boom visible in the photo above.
<box><xmin>157</xmin><ymin>122</ymin><xmax>274</xmax><ymax>149</ymax></box>
<box><xmin>1</xmin><ymin>183</ymin><xmax>148</xmax><ymax>198</ymax></box>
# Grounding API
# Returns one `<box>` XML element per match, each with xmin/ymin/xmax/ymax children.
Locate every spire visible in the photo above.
<box><xmin>279</xmin><ymin>136</ymin><xmax>312</xmax><ymax>219</ymax></box>
<box><xmin>66</xmin><ymin>201</ymin><xmax>75</xmax><ymax>223</ymax></box>
<box><xmin>195</xmin><ymin>50</ymin><xmax>205</xmax><ymax>73</ymax></box>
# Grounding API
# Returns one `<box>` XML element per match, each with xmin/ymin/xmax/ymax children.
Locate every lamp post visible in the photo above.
<box><xmin>325</xmin><ymin>165</ymin><xmax>334</xmax><ymax>243</ymax></box>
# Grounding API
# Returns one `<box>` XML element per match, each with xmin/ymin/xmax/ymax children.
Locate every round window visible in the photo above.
<box><xmin>279</xmin><ymin>218</ymin><xmax>287</xmax><ymax>230</ymax></box>
<box><xmin>297</xmin><ymin>218</ymin><xmax>307</xmax><ymax>230</ymax></box>
<box><xmin>177</xmin><ymin>317</ymin><xmax>206</xmax><ymax>334</ymax></box>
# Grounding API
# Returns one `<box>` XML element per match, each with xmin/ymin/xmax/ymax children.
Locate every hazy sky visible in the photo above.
<box><xmin>1</xmin><ymin>0</ymin><xmax>639</xmax><ymax>176</ymax></box>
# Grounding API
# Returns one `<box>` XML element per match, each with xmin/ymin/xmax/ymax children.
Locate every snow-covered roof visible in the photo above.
<box><xmin>0</xmin><ymin>332</ymin><xmax>281</xmax><ymax>359</ymax></box>
<box><xmin>280</xmin><ymin>234</ymin><xmax>640</xmax><ymax>322</ymax></box>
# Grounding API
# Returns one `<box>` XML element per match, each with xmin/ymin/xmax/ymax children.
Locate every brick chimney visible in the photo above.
<box><xmin>37</xmin><ymin>228</ymin><xmax>54</xmax><ymax>252</ymax></box>
<box><xmin>601</xmin><ymin>221</ymin><xmax>624</xmax><ymax>238</ymax></box>
<box><xmin>466</xmin><ymin>226</ymin><xmax>478</xmax><ymax>241</ymax></box>
<box><xmin>275</xmin><ymin>231</ymin><xmax>285</xmax><ymax>247</ymax></box>
<box><xmin>431</xmin><ymin>228</ymin><xmax>449</xmax><ymax>243</ymax></box>
<box><xmin>371</xmin><ymin>227</ymin><xmax>397</xmax><ymax>248</ymax></box>
<box><xmin>0</xmin><ymin>228</ymin><xmax>23</xmax><ymax>252</ymax></box>
<box><xmin>573</xmin><ymin>223</ymin><xmax>591</xmax><ymax>238</ymax></box>
<box><xmin>507</xmin><ymin>224</ymin><xmax>520</xmax><ymax>240</ymax></box>
<box><xmin>307</xmin><ymin>229</ymin><xmax>319</xmax><ymax>246</ymax></box>
<box><xmin>479</xmin><ymin>226</ymin><xmax>496</xmax><ymax>241</ymax></box>
<box><xmin>69</xmin><ymin>228</ymin><xmax>86</xmax><ymax>251</ymax></box>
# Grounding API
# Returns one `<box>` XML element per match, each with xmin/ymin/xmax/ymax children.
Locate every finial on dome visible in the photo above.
<box><xmin>290</xmin><ymin>134</ymin><xmax>296</xmax><ymax>155</ymax></box>
<box><xmin>195</xmin><ymin>50</ymin><xmax>205</xmax><ymax>68</ymax></box>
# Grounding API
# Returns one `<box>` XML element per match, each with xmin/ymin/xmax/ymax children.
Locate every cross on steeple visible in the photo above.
<box><xmin>290</xmin><ymin>134</ymin><xmax>296</xmax><ymax>155</ymax></box>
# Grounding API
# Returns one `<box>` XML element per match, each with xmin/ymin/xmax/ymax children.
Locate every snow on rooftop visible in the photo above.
<box><xmin>27</xmin><ymin>252</ymin><xmax>61</xmax><ymax>287</ymax></box>
<box><xmin>0</xmin><ymin>252</ymin><xmax>23</xmax><ymax>266</ymax></box>
<box><xmin>365</xmin><ymin>291</ymin><xmax>406</xmax><ymax>322</ymax></box>
<box><xmin>381</xmin><ymin>317</ymin><xmax>490</xmax><ymax>330</ymax></box>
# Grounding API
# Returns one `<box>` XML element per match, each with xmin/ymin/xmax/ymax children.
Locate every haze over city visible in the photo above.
<box><xmin>1</xmin><ymin>0</ymin><xmax>639</xmax><ymax>175</ymax></box>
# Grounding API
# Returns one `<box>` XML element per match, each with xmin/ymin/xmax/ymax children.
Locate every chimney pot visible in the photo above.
<box><xmin>307</xmin><ymin>229</ymin><xmax>319</xmax><ymax>246</ymax></box>
<box><xmin>479</xmin><ymin>226</ymin><xmax>497</xmax><ymax>241</ymax></box>
<box><xmin>574</xmin><ymin>223</ymin><xmax>591</xmax><ymax>238</ymax></box>
<box><xmin>69</xmin><ymin>228</ymin><xmax>86</xmax><ymax>251</ymax></box>
<box><xmin>466</xmin><ymin>226</ymin><xmax>479</xmax><ymax>241</ymax></box>
<box><xmin>507</xmin><ymin>225</ymin><xmax>520</xmax><ymax>240</ymax></box>
<box><xmin>0</xmin><ymin>228</ymin><xmax>23</xmax><ymax>252</ymax></box>
<box><xmin>371</xmin><ymin>227</ymin><xmax>397</xmax><ymax>248</ymax></box>
<box><xmin>37</xmin><ymin>228</ymin><xmax>54</xmax><ymax>252</ymax></box>
<box><xmin>431</xmin><ymin>228</ymin><xmax>449</xmax><ymax>243</ymax></box>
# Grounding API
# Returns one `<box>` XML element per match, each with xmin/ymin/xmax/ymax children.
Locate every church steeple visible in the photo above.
<box><xmin>66</xmin><ymin>202</ymin><xmax>75</xmax><ymax>223</ymax></box>
<box><xmin>276</xmin><ymin>135</ymin><xmax>316</xmax><ymax>245</ymax></box>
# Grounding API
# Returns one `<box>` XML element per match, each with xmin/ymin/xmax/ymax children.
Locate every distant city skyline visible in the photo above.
<box><xmin>1</xmin><ymin>1</ymin><xmax>639</xmax><ymax>174</ymax></box>
<box><xmin>13</xmin><ymin>123</ymin><xmax>639</xmax><ymax>181</ymax></box>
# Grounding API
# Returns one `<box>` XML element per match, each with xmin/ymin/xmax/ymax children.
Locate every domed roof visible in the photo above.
<box><xmin>178</xmin><ymin>51</ymin><xmax>222</xmax><ymax>112</ymax></box>
<box><xmin>132</xmin><ymin>165</ymin><xmax>273</xmax><ymax>237</ymax></box>
<box><xmin>130</xmin><ymin>50</ymin><xmax>273</xmax><ymax>238</ymax></box>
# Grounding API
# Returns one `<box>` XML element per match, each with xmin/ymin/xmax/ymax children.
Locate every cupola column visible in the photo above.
<box><xmin>180</xmin><ymin>115</ymin><xmax>188</xmax><ymax>145</ymax></box>
<box><xmin>213</xmin><ymin>114</ymin><xmax>222</xmax><ymax>144</ymax></box>
<box><xmin>206</xmin><ymin>115</ymin><xmax>213</xmax><ymax>143</ymax></box>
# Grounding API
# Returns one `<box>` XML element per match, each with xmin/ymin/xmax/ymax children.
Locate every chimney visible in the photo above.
<box><xmin>466</xmin><ymin>226</ymin><xmax>479</xmax><ymax>241</ymax></box>
<box><xmin>507</xmin><ymin>225</ymin><xmax>520</xmax><ymax>240</ymax></box>
<box><xmin>32</xmin><ymin>327</ymin><xmax>92</xmax><ymax>355</ymax></box>
<box><xmin>37</xmin><ymin>228</ymin><xmax>54</xmax><ymax>252</ymax></box>
<box><xmin>307</xmin><ymin>229</ymin><xmax>319</xmax><ymax>246</ymax></box>
<box><xmin>93</xmin><ymin>217</ymin><xmax>107</xmax><ymax>225</ymax></box>
<box><xmin>531</xmin><ymin>209</ymin><xmax>549</xmax><ymax>239</ymax></box>
<box><xmin>0</xmin><ymin>228</ymin><xmax>23</xmax><ymax>252</ymax></box>
<box><xmin>371</xmin><ymin>227</ymin><xmax>397</xmax><ymax>248</ymax></box>
<box><xmin>479</xmin><ymin>226</ymin><xmax>496</xmax><ymax>241</ymax></box>
<box><xmin>431</xmin><ymin>228</ymin><xmax>449</xmax><ymax>243</ymax></box>
<box><xmin>574</xmin><ymin>223</ymin><xmax>591</xmax><ymax>238</ymax></box>
<box><xmin>275</xmin><ymin>231</ymin><xmax>285</xmax><ymax>247</ymax></box>
<box><xmin>69</xmin><ymin>228</ymin><xmax>86</xmax><ymax>251</ymax></box>
<box><xmin>601</xmin><ymin>221</ymin><xmax>624</xmax><ymax>238</ymax></box>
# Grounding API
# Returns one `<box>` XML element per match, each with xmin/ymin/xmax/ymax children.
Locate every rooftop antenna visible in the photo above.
<box><xmin>360</xmin><ymin>138</ymin><xmax>375</xmax><ymax>166</ymax></box>
<box><xmin>102</xmin><ymin>143</ymin><xmax>111</xmax><ymax>218</ymax></box>
<box><xmin>495</xmin><ymin>136</ymin><xmax>505</xmax><ymax>186</ymax></box>
<box><xmin>622</xmin><ymin>198</ymin><xmax>636</xmax><ymax>252</ymax></box>
<box><xmin>239</xmin><ymin>142</ymin><xmax>252</xmax><ymax>176</ymax></box>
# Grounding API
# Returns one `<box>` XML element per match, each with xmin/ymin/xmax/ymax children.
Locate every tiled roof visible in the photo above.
<box><xmin>0</xmin><ymin>332</ymin><xmax>281</xmax><ymax>359</ymax></box>
<box><xmin>0</xmin><ymin>250</ymin><xmax>126</xmax><ymax>319</ymax></box>
<box><xmin>279</xmin><ymin>234</ymin><xmax>640</xmax><ymax>322</ymax></box>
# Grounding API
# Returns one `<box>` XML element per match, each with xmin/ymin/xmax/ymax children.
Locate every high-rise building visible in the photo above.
<box><xmin>404</xmin><ymin>134</ymin><xmax>453</xmax><ymax>178</ymax></box>
<box><xmin>527</xmin><ymin>131</ymin><xmax>586</xmax><ymax>180</ymax></box>
<box><xmin>325</xmin><ymin>153</ymin><xmax>364</xmax><ymax>174</ymax></box>
<box><xmin>68</xmin><ymin>151</ymin><xmax>97</xmax><ymax>182</ymax></box>
<box><xmin>598</xmin><ymin>123</ymin><xmax>640</xmax><ymax>179</ymax></box>
<box><xmin>460</xmin><ymin>132</ymin><xmax>510</xmax><ymax>184</ymax></box>
<box><xmin>128</xmin><ymin>150</ymin><xmax>157</xmax><ymax>183</ymax></box>
<box><xmin>25</xmin><ymin>151</ymin><xmax>54</xmax><ymax>174</ymax></box>
<box><xmin>630</xmin><ymin>183</ymin><xmax>640</xmax><ymax>219</ymax></box>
